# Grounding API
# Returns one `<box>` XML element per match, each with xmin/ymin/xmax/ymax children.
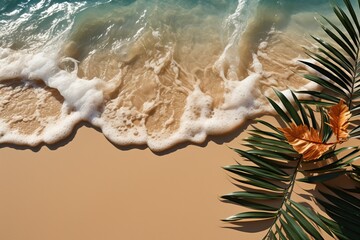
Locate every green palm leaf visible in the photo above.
<box><xmin>222</xmin><ymin>89</ymin><xmax>360</xmax><ymax>239</ymax></box>
<box><xmin>316</xmin><ymin>186</ymin><xmax>360</xmax><ymax>240</ymax></box>
<box><xmin>285</xmin><ymin>203</ymin><xmax>324</xmax><ymax>240</ymax></box>
<box><xmin>289</xmin><ymin>200</ymin><xmax>333</xmax><ymax>237</ymax></box>
<box><xmin>224</xmin><ymin>212</ymin><xmax>277</xmax><ymax>222</ymax></box>
<box><xmin>299</xmin><ymin>0</ymin><xmax>360</xmax><ymax>115</ymax></box>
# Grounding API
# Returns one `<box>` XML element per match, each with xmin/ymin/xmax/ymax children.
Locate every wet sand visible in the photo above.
<box><xmin>0</xmin><ymin>115</ymin><xmax>349</xmax><ymax>240</ymax></box>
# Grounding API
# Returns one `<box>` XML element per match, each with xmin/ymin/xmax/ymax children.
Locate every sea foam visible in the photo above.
<box><xmin>0</xmin><ymin>0</ymin><xmax>328</xmax><ymax>151</ymax></box>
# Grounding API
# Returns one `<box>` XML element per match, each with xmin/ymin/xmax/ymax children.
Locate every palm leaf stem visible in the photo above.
<box><xmin>263</xmin><ymin>157</ymin><xmax>303</xmax><ymax>239</ymax></box>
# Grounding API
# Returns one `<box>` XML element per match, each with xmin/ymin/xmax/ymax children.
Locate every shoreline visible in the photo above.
<box><xmin>0</xmin><ymin>111</ymin><xmax>266</xmax><ymax>155</ymax></box>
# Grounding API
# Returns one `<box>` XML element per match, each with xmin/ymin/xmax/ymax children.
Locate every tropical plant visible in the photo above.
<box><xmin>299</xmin><ymin>0</ymin><xmax>360</xmax><ymax>119</ymax></box>
<box><xmin>221</xmin><ymin>0</ymin><xmax>360</xmax><ymax>239</ymax></box>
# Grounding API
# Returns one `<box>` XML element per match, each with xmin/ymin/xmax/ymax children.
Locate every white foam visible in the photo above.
<box><xmin>0</xmin><ymin>0</ymin><xmax>324</xmax><ymax>151</ymax></box>
<box><xmin>214</xmin><ymin>0</ymin><xmax>260</xmax><ymax>80</ymax></box>
<box><xmin>99</xmin><ymin>56</ymin><xmax>266</xmax><ymax>151</ymax></box>
<box><xmin>0</xmin><ymin>47</ymin><xmax>104</xmax><ymax>145</ymax></box>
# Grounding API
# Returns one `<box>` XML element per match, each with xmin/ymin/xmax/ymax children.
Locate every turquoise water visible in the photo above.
<box><xmin>0</xmin><ymin>0</ymin><xmax>348</xmax><ymax>150</ymax></box>
<box><xmin>0</xmin><ymin>0</ymin><xmax>332</xmax><ymax>50</ymax></box>
<box><xmin>0</xmin><ymin>0</ymin><xmax>236</xmax><ymax>49</ymax></box>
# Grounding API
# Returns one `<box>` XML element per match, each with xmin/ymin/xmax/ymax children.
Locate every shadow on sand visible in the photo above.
<box><xmin>0</xmin><ymin>113</ymin><xmax>273</xmax><ymax>156</ymax></box>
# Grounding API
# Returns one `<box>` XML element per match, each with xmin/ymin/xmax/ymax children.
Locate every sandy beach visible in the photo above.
<box><xmin>1</xmin><ymin>1</ymin><xmax>358</xmax><ymax>239</ymax></box>
<box><xmin>1</xmin><ymin>114</ymin><xmax>351</xmax><ymax>240</ymax></box>
<box><xmin>0</xmin><ymin>118</ymin><xmax>256</xmax><ymax>240</ymax></box>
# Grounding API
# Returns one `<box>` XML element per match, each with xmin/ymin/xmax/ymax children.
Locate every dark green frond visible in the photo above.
<box><xmin>274</xmin><ymin>89</ymin><xmax>303</xmax><ymax>125</ymax></box>
<box><xmin>319</xmin><ymin>215</ymin><xmax>353</xmax><ymax>240</ymax></box>
<box><xmin>250</xmin><ymin>126</ymin><xmax>285</xmax><ymax>140</ymax></box>
<box><xmin>304</xmin><ymin>147</ymin><xmax>360</xmax><ymax>172</ymax></box>
<box><xmin>311</xmin><ymin>35</ymin><xmax>353</xmax><ymax>71</ymax></box>
<box><xmin>224</xmin><ymin>164</ymin><xmax>289</xmax><ymax>181</ymax></box>
<box><xmin>285</xmin><ymin>203</ymin><xmax>324</xmax><ymax>240</ymax></box>
<box><xmin>246</xmin><ymin>133</ymin><xmax>293</xmax><ymax>150</ymax></box>
<box><xmin>267</xmin><ymin>97</ymin><xmax>292</xmax><ymax>125</ymax></box>
<box><xmin>343</xmin><ymin>0</ymin><xmax>360</xmax><ymax>34</ymax></box>
<box><xmin>319</xmin><ymin>19</ymin><xmax>357</xmax><ymax>60</ymax></box>
<box><xmin>255</xmin><ymin>119</ymin><xmax>284</xmax><ymax>135</ymax></box>
<box><xmin>316</xmin><ymin>186</ymin><xmax>360</xmax><ymax>239</ymax></box>
<box><xmin>222</xmin><ymin>191</ymin><xmax>283</xmax><ymax>200</ymax></box>
<box><xmin>299</xmin><ymin>0</ymin><xmax>360</xmax><ymax>111</ymax></box>
<box><xmin>223</xmin><ymin>212</ymin><xmax>277</xmax><ymax>222</ymax></box>
<box><xmin>291</xmin><ymin>91</ymin><xmax>310</xmax><ymax>128</ymax></box>
<box><xmin>300</xmin><ymin>60</ymin><xmax>351</xmax><ymax>93</ymax></box>
<box><xmin>315</xmin><ymin>48</ymin><xmax>354</xmax><ymax>84</ymax></box>
<box><xmin>320</xmin><ymin>107</ymin><xmax>332</xmax><ymax>142</ymax></box>
<box><xmin>333</xmin><ymin>4</ymin><xmax>359</xmax><ymax>44</ymax></box>
<box><xmin>289</xmin><ymin>200</ymin><xmax>333</xmax><ymax>237</ymax></box>
<box><xmin>300</xmin><ymin>99</ymin><xmax>334</xmax><ymax>107</ymax></box>
<box><xmin>280</xmin><ymin>209</ymin><xmax>310</xmax><ymax>240</ymax></box>
<box><xmin>297</xmin><ymin>90</ymin><xmax>340</xmax><ymax>104</ymax></box>
<box><xmin>306</xmin><ymin>105</ymin><xmax>318</xmax><ymax>130</ymax></box>
<box><xmin>246</xmin><ymin>149</ymin><xmax>299</xmax><ymax>162</ymax></box>
<box><xmin>321</xmin><ymin>14</ymin><xmax>356</xmax><ymax>53</ymax></box>
<box><xmin>232</xmin><ymin>149</ymin><xmax>289</xmax><ymax>175</ymax></box>
<box><xmin>221</xmin><ymin>195</ymin><xmax>279</xmax><ymax>211</ymax></box>
<box><xmin>298</xmin><ymin>170</ymin><xmax>349</xmax><ymax>183</ymax></box>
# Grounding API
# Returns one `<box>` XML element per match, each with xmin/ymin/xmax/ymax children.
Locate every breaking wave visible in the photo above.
<box><xmin>0</xmin><ymin>0</ymin><xmax>332</xmax><ymax>151</ymax></box>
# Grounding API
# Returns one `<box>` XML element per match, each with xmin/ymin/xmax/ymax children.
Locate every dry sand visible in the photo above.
<box><xmin>0</xmin><ymin>117</ymin><xmax>259</xmax><ymax>240</ymax></box>
<box><xmin>0</xmin><ymin>115</ymin><xmax>356</xmax><ymax>240</ymax></box>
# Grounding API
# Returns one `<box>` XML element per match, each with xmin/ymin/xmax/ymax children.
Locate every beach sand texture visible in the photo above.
<box><xmin>1</xmin><ymin>116</ymin><xmax>350</xmax><ymax>240</ymax></box>
<box><xmin>1</xmin><ymin>1</ymin><xmax>358</xmax><ymax>239</ymax></box>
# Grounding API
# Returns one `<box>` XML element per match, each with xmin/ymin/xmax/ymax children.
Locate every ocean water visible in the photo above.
<box><xmin>0</xmin><ymin>0</ymin><xmax>345</xmax><ymax>151</ymax></box>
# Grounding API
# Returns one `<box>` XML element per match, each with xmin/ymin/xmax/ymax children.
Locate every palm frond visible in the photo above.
<box><xmin>316</xmin><ymin>185</ymin><xmax>360</xmax><ymax>240</ymax></box>
<box><xmin>222</xmin><ymin>119</ymin><xmax>304</xmax><ymax>238</ymax></box>
<box><xmin>222</xmin><ymin>89</ymin><xmax>360</xmax><ymax>239</ymax></box>
<box><xmin>222</xmin><ymin>119</ymin><xmax>329</xmax><ymax>239</ymax></box>
<box><xmin>299</xmin><ymin>0</ymin><xmax>360</xmax><ymax>115</ymax></box>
